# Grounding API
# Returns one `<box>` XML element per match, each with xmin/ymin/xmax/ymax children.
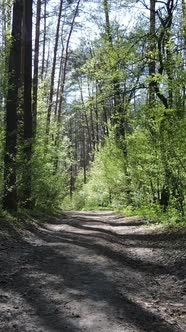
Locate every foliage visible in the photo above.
<box><xmin>0</xmin><ymin>0</ymin><xmax>186</xmax><ymax>225</ymax></box>
<box><xmin>71</xmin><ymin>133</ymin><xmax>126</xmax><ymax>208</ymax></box>
<box><xmin>31</xmin><ymin>83</ymin><xmax>71</xmax><ymax>211</ymax></box>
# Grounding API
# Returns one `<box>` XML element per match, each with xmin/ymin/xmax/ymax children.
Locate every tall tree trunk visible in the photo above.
<box><xmin>46</xmin><ymin>0</ymin><xmax>63</xmax><ymax>138</ymax></box>
<box><xmin>54</xmin><ymin>41</ymin><xmax>64</xmax><ymax>118</ymax></box>
<box><xmin>103</xmin><ymin>0</ymin><xmax>112</xmax><ymax>44</ymax></box>
<box><xmin>79</xmin><ymin>79</ymin><xmax>92</xmax><ymax>152</ymax></box>
<box><xmin>182</xmin><ymin>0</ymin><xmax>186</xmax><ymax>53</ymax></box>
<box><xmin>102</xmin><ymin>0</ymin><xmax>123</xmax><ymax>140</ymax></box>
<box><xmin>81</xmin><ymin>123</ymin><xmax>87</xmax><ymax>184</ymax></box>
<box><xmin>102</xmin><ymin>0</ymin><xmax>132</xmax><ymax>204</ymax></box>
<box><xmin>54</xmin><ymin>0</ymin><xmax>81</xmax><ymax>172</ymax></box>
<box><xmin>41</xmin><ymin>0</ymin><xmax>47</xmax><ymax>78</ymax></box>
<box><xmin>22</xmin><ymin>0</ymin><xmax>33</xmax><ymax>208</ymax></box>
<box><xmin>57</xmin><ymin>0</ymin><xmax>81</xmax><ymax>123</ymax></box>
<box><xmin>182</xmin><ymin>0</ymin><xmax>186</xmax><ymax>109</ymax></box>
<box><xmin>3</xmin><ymin>0</ymin><xmax>23</xmax><ymax>211</ymax></box>
<box><xmin>33</xmin><ymin>0</ymin><xmax>41</xmax><ymax>137</ymax></box>
<box><xmin>149</xmin><ymin>0</ymin><xmax>156</xmax><ymax>108</ymax></box>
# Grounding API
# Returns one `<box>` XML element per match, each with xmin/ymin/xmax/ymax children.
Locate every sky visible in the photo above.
<box><xmin>71</xmin><ymin>1</ymin><xmax>146</xmax><ymax>47</ymax></box>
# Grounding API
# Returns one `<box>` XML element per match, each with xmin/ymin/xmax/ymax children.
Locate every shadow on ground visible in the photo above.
<box><xmin>0</xmin><ymin>211</ymin><xmax>185</xmax><ymax>331</ymax></box>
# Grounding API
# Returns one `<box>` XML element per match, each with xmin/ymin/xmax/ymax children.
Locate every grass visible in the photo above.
<box><xmin>115</xmin><ymin>204</ymin><xmax>186</xmax><ymax>226</ymax></box>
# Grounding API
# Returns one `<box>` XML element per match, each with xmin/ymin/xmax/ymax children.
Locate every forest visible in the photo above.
<box><xmin>0</xmin><ymin>0</ymin><xmax>186</xmax><ymax>223</ymax></box>
<box><xmin>1</xmin><ymin>2</ymin><xmax>186</xmax><ymax>331</ymax></box>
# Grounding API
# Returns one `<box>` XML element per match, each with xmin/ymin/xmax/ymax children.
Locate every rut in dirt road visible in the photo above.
<box><xmin>0</xmin><ymin>210</ymin><xmax>186</xmax><ymax>332</ymax></box>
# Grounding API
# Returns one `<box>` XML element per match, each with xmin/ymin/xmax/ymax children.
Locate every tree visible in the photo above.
<box><xmin>33</xmin><ymin>0</ymin><xmax>41</xmax><ymax>136</ymax></box>
<box><xmin>3</xmin><ymin>0</ymin><xmax>23</xmax><ymax>211</ymax></box>
<box><xmin>149</xmin><ymin>0</ymin><xmax>156</xmax><ymax>109</ymax></box>
<box><xmin>3</xmin><ymin>0</ymin><xmax>33</xmax><ymax>211</ymax></box>
<box><xmin>46</xmin><ymin>0</ymin><xmax>63</xmax><ymax>139</ymax></box>
<box><xmin>21</xmin><ymin>0</ymin><xmax>33</xmax><ymax>208</ymax></box>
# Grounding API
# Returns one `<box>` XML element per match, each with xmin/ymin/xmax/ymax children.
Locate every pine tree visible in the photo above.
<box><xmin>3</xmin><ymin>0</ymin><xmax>23</xmax><ymax>211</ymax></box>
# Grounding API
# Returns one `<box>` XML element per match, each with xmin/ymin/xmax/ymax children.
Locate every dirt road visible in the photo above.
<box><xmin>0</xmin><ymin>210</ymin><xmax>186</xmax><ymax>331</ymax></box>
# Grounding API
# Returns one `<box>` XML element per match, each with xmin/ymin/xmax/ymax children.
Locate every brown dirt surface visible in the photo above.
<box><xmin>0</xmin><ymin>210</ymin><xmax>186</xmax><ymax>332</ymax></box>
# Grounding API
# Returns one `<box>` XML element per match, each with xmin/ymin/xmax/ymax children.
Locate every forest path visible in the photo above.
<box><xmin>0</xmin><ymin>210</ymin><xmax>186</xmax><ymax>332</ymax></box>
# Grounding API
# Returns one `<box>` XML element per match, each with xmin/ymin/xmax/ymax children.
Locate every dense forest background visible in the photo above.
<box><xmin>0</xmin><ymin>0</ymin><xmax>186</xmax><ymax>223</ymax></box>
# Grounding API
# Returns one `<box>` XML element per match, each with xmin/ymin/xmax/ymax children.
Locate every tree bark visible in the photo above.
<box><xmin>103</xmin><ymin>0</ymin><xmax>112</xmax><ymax>44</ymax></box>
<box><xmin>46</xmin><ymin>0</ymin><xmax>63</xmax><ymax>138</ymax></box>
<box><xmin>54</xmin><ymin>0</ymin><xmax>81</xmax><ymax>172</ymax></box>
<box><xmin>22</xmin><ymin>0</ymin><xmax>33</xmax><ymax>208</ymax></box>
<box><xmin>3</xmin><ymin>0</ymin><xmax>23</xmax><ymax>211</ymax></box>
<box><xmin>57</xmin><ymin>0</ymin><xmax>81</xmax><ymax>123</ymax></box>
<box><xmin>149</xmin><ymin>0</ymin><xmax>156</xmax><ymax>108</ymax></box>
<box><xmin>182</xmin><ymin>0</ymin><xmax>186</xmax><ymax>109</ymax></box>
<box><xmin>33</xmin><ymin>0</ymin><xmax>41</xmax><ymax>137</ymax></box>
<box><xmin>41</xmin><ymin>0</ymin><xmax>47</xmax><ymax>78</ymax></box>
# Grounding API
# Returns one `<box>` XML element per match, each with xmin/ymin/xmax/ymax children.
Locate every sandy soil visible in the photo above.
<box><xmin>0</xmin><ymin>210</ymin><xmax>186</xmax><ymax>332</ymax></box>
